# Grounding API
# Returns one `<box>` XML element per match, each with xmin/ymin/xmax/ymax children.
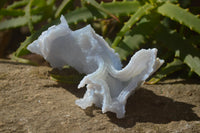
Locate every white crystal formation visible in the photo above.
<box><xmin>27</xmin><ymin>16</ymin><xmax>164</xmax><ymax>118</ymax></box>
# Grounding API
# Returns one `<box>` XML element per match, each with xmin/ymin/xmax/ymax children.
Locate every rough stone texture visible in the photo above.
<box><xmin>0</xmin><ymin>59</ymin><xmax>200</xmax><ymax>133</ymax></box>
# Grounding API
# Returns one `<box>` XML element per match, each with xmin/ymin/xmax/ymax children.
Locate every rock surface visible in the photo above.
<box><xmin>0</xmin><ymin>59</ymin><xmax>200</xmax><ymax>133</ymax></box>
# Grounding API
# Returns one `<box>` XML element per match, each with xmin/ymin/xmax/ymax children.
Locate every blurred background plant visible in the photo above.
<box><xmin>0</xmin><ymin>0</ymin><xmax>199</xmax><ymax>83</ymax></box>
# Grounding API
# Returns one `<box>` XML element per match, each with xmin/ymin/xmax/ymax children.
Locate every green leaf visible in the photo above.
<box><xmin>10</xmin><ymin>53</ymin><xmax>38</xmax><ymax>66</ymax></box>
<box><xmin>124</xmin><ymin>34</ymin><xmax>145</xmax><ymax>51</ymax></box>
<box><xmin>184</xmin><ymin>55</ymin><xmax>200</xmax><ymax>76</ymax></box>
<box><xmin>148</xmin><ymin>59</ymin><xmax>183</xmax><ymax>84</ymax></box>
<box><xmin>84</xmin><ymin>0</ymin><xmax>119</xmax><ymax>21</ymax></box>
<box><xmin>14</xmin><ymin>1</ymin><xmax>140</xmax><ymax>57</ymax></box>
<box><xmin>115</xmin><ymin>14</ymin><xmax>160</xmax><ymax>60</ymax></box>
<box><xmin>32</xmin><ymin>0</ymin><xmax>46</xmax><ymax>7</ymax></box>
<box><xmin>0</xmin><ymin>0</ymin><xmax>8</xmax><ymax>9</ymax></box>
<box><xmin>0</xmin><ymin>15</ymin><xmax>42</xmax><ymax>30</ymax></box>
<box><xmin>157</xmin><ymin>2</ymin><xmax>200</xmax><ymax>34</ymax></box>
<box><xmin>0</xmin><ymin>9</ymin><xmax>25</xmax><ymax>16</ymax></box>
<box><xmin>65</xmin><ymin>1</ymin><xmax>140</xmax><ymax>24</ymax></box>
<box><xmin>7</xmin><ymin>0</ymin><xmax>29</xmax><ymax>9</ymax></box>
<box><xmin>112</xmin><ymin>3</ymin><xmax>154</xmax><ymax>48</ymax></box>
<box><xmin>31</xmin><ymin>3</ymin><xmax>54</xmax><ymax>19</ymax></box>
<box><xmin>153</xmin><ymin>24</ymin><xmax>200</xmax><ymax>76</ymax></box>
<box><xmin>114</xmin><ymin>47</ymin><xmax>131</xmax><ymax>60</ymax></box>
<box><xmin>100</xmin><ymin>1</ymin><xmax>140</xmax><ymax>16</ymax></box>
<box><xmin>154</xmin><ymin>25</ymin><xmax>200</xmax><ymax>57</ymax></box>
<box><xmin>25</xmin><ymin>0</ymin><xmax>34</xmax><ymax>33</ymax></box>
<box><xmin>14</xmin><ymin>19</ymin><xmax>59</xmax><ymax>57</ymax></box>
<box><xmin>156</xmin><ymin>0</ymin><xmax>178</xmax><ymax>3</ymax></box>
<box><xmin>55</xmin><ymin>0</ymin><xmax>74</xmax><ymax>18</ymax></box>
<box><xmin>115</xmin><ymin>34</ymin><xmax>145</xmax><ymax>60</ymax></box>
<box><xmin>188</xmin><ymin>35</ymin><xmax>200</xmax><ymax>47</ymax></box>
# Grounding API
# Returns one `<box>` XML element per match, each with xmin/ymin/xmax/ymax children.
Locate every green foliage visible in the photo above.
<box><xmin>7</xmin><ymin>0</ymin><xmax>29</xmax><ymax>9</ymax></box>
<box><xmin>0</xmin><ymin>15</ymin><xmax>42</xmax><ymax>30</ymax></box>
<box><xmin>0</xmin><ymin>9</ymin><xmax>25</xmax><ymax>16</ymax></box>
<box><xmin>0</xmin><ymin>0</ymin><xmax>55</xmax><ymax>30</ymax></box>
<box><xmin>82</xmin><ymin>0</ymin><xmax>119</xmax><ymax>21</ymax></box>
<box><xmin>157</xmin><ymin>2</ymin><xmax>200</xmax><ymax>33</ymax></box>
<box><xmin>112</xmin><ymin>3</ymin><xmax>154</xmax><ymax>48</ymax></box>
<box><xmin>152</xmin><ymin>24</ymin><xmax>200</xmax><ymax>77</ymax></box>
<box><xmin>25</xmin><ymin>0</ymin><xmax>34</xmax><ymax>33</ymax></box>
<box><xmin>14</xmin><ymin>1</ymin><xmax>140</xmax><ymax>57</ymax></box>
<box><xmin>0</xmin><ymin>0</ymin><xmax>7</xmax><ymax>9</ymax></box>
<box><xmin>55</xmin><ymin>0</ymin><xmax>74</xmax><ymax>18</ymax></box>
<box><xmin>147</xmin><ymin>59</ymin><xmax>184</xmax><ymax>84</ymax></box>
<box><xmin>14</xmin><ymin>18</ymin><xmax>59</xmax><ymax>57</ymax></box>
<box><xmin>0</xmin><ymin>0</ymin><xmax>200</xmax><ymax>83</ymax></box>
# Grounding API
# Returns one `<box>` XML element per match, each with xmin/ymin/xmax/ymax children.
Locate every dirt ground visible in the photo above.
<box><xmin>0</xmin><ymin>58</ymin><xmax>200</xmax><ymax>133</ymax></box>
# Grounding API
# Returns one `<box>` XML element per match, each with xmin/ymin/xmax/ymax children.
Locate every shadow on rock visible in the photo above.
<box><xmin>45</xmin><ymin>68</ymin><xmax>86</xmax><ymax>98</ymax></box>
<box><xmin>46</xmin><ymin>68</ymin><xmax>200</xmax><ymax>128</ymax></box>
<box><xmin>107</xmin><ymin>88</ymin><xmax>200</xmax><ymax>128</ymax></box>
